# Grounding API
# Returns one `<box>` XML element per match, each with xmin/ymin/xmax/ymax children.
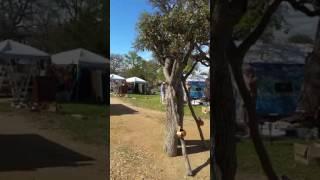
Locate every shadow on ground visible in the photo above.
<box><xmin>110</xmin><ymin>104</ymin><xmax>138</xmax><ymax>116</ymax></box>
<box><xmin>192</xmin><ymin>158</ymin><xmax>210</xmax><ymax>176</ymax></box>
<box><xmin>0</xmin><ymin>134</ymin><xmax>94</xmax><ymax>171</ymax></box>
<box><xmin>177</xmin><ymin>140</ymin><xmax>210</xmax><ymax>176</ymax></box>
<box><xmin>177</xmin><ymin>140</ymin><xmax>210</xmax><ymax>156</ymax></box>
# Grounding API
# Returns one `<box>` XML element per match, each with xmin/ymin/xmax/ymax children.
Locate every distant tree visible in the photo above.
<box><xmin>288</xmin><ymin>33</ymin><xmax>314</xmax><ymax>44</ymax></box>
<box><xmin>0</xmin><ymin>0</ymin><xmax>40</xmax><ymax>41</ymax></box>
<box><xmin>122</xmin><ymin>52</ymin><xmax>161</xmax><ymax>87</ymax></box>
<box><xmin>110</xmin><ymin>54</ymin><xmax>126</xmax><ymax>75</ymax></box>
<box><xmin>124</xmin><ymin>51</ymin><xmax>144</xmax><ymax>68</ymax></box>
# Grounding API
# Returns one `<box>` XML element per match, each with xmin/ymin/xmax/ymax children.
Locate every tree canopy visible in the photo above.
<box><xmin>135</xmin><ymin>0</ymin><xmax>209</xmax><ymax>77</ymax></box>
<box><xmin>0</xmin><ymin>0</ymin><xmax>106</xmax><ymax>56</ymax></box>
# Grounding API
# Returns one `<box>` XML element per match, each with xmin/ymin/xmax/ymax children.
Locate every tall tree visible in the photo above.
<box><xmin>290</xmin><ymin>0</ymin><xmax>320</xmax><ymax>128</ymax></box>
<box><xmin>211</xmin><ymin>0</ymin><xmax>320</xmax><ymax>180</ymax></box>
<box><xmin>0</xmin><ymin>0</ymin><xmax>39</xmax><ymax>41</ymax></box>
<box><xmin>110</xmin><ymin>54</ymin><xmax>126</xmax><ymax>75</ymax></box>
<box><xmin>135</xmin><ymin>0</ymin><xmax>209</xmax><ymax>157</ymax></box>
<box><xmin>211</xmin><ymin>0</ymin><xmax>286</xmax><ymax>179</ymax></box>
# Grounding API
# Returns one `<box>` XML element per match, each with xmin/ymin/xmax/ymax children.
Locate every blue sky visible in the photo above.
<box><xmin>110</xmin><ymin>0</ymin><xmax>153</xmax><ymax>60</ymax></box>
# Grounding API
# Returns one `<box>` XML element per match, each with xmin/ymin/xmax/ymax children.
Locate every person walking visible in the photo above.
<box><xmin>160</xmin><ymin>82</ymin><xmax>166</xmax><ymax>104</ymax></box>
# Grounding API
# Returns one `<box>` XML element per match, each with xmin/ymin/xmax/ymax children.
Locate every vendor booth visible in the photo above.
<box><xmin>0</xmin><ymin>39</ymin><xmax>51</xmax><ymax>106</ymax></box>
<box><xmin>186</xmin><ymin>74</ymin><xmax>207</xmax><ymax>100</ymax></box>
<box><xmin>126</xmin><ymin>77</ymin><xmax>147</xmax><ymax>94</ymax></box>
<box><xmin>51</xmin><ymin>48</ymin><xmax>108</xmax><ymax>103</ymax></box>
<box><xmin>110</xmin><ymin>74</ymin><xmax>126</xmax><ymax>93</ymax></box>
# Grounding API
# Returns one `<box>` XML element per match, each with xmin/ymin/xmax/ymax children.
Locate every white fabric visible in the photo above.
<box><xmin>110</xmin><ymin>74</ymin><xmax>125</xmax><ymax>80</ymax></box>
<box><xmin>0</xmin><ymin>39</ymin><xmax>49</xmax><ymax>57</ymax></box>
<box><xmin>126</xmin><ymin>77</ymin><xmax>147</xmax><ymax>83</ymax></box>
<box><xmin>186</xmin><ymin>74</ymin><xmax>207</xmax><ymax>82</ymax></box>
<box><xmin>51</xmin><ymin>48</ymin><xmax>109</xmax><ymax>67</ymax></box>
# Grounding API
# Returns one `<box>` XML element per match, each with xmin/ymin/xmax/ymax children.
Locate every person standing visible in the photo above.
<box><xmin>123</xmin><ymin>82</ymin><xmax>128</xmax><ymax>97</ymax></box>
<box><xmin>160</xmin><ymin>82</ymin><xmax>166</xmax><ymax>104</ymax></box>
<box><xmin>242</xmin><ymin>65</ymin><xmax>257</xmax><ymax>136</ymax></box>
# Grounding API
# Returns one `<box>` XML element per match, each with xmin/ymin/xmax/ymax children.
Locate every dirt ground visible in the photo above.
<box><xmin>110</xmin><ymin>97</ymin><xmax>210</xmax><ymax>180</ymax></box>
<box><xmin>0</xmin><ymin>100</ymin><xmax>106</xmax><ymax>180</ymax></box>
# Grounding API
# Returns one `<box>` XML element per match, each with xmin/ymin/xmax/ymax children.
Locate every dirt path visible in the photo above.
<box><xmin>0</xmin><ymin>101</ymin><xmax>106</xmax><ymax>180</ymax></box>
<box><xmin>110</xmin><ymin>97</ymin><xmax>210</xmax><ymax>180</ymax></box>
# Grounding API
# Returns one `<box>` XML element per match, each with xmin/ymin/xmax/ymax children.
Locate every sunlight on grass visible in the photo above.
<box><xmin>237</xmin><ymin>139</ymin><xmax>320</xmax><ymax>180</ymax></box>
<box><xmin>53</xmin><ymin>103</ymin><xmax>108</xmax><ymax>145</ymax></box>
<box><xmin>117</xmin><ymin>94</ymin><xmax>209</xmax><ymax>120</ymax></box>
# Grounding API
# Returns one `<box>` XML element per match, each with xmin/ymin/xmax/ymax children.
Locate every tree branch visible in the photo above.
<box><xmin>182</xmin><ymin>61</ymin><xmax>198</xmax><ymax>81</ymax></box>
<box><xmin>228</xmin><ymin>55</ymin><xmax>279</xmax><ymax>180</ymax></box>
<box><xmin>181</xmin><ymin>79</ymin><xmax>207</xmax><ymax>148</ymax></box>
<box><xmin>286</xmin><ymin>0</ymin><xmax>320</xmax><ymax>16</ymax></box>
<box><xmin>195</xmin><ymin>44</ymin><xmax>210</xmax><ymax>61</ymax></box>
<box><xmin>238</xmin><ymin>0</ymin><xmax>282</xmax><ymax>57</ymax></box>
<box><xmin>163</xmin><ymin>58</ymin><xmax>172</xmax><ymax>82</ymax></box>
<box><xmin>182</xmin><ymin>42</ymin><xmax>195</xmax><ymax>65</ymax></box>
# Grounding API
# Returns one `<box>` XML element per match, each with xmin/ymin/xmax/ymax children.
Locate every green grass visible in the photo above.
<box><xmin>237</xmin><ymin>139</ymin><xmax>320</xmax><ymax>180</ymax></box>
<box><xmin>53</xmin><ymin>103</ymin><xmax>108</xmax><ymax>145</ymax></box>
<box><xmin>0</xmin><ymin>102</ymin><xmax>12</xmax><ymax>112</ymax></box>
<box><xmin>117</xmin><ymin>94</ymin><xmax>209</xmax><ymax>120</ymax></box>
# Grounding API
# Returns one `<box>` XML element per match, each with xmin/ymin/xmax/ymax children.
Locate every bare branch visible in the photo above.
<box><xmin>182</xmin><ymin>61</ymin><xmax>198</xmax><ymax>81</ymax></box>
<box><xmin>238</xmin><ymin>0</ymin><xmax>282</xmax><ymax>57</ymax></box>
<box><xmin>286</xmin><ymin>0</ymin><xmax>320</xmax><ymax>16</ymax></box>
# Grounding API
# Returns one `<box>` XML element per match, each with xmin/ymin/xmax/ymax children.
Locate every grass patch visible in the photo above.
<box><xmin>116</xmin><ymin>94</ymin><xmax>209</xmax><ymax>120</ymax></box>
<box><xmin>51</xmin><ymin>103</ymin><xmax>108</xmax><ymax>145</ymax></box>
<box><xmin>0</xmin><ymin>102</ymin><xmax>12</xmax><ymax>112</ymax></box>
<box><xmin>238</xmin><ymin>139</ymin><xmax>320</xmax><ymax>180</ymax></box>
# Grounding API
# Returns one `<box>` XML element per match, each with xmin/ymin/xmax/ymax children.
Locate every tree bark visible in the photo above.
<box><xmin>298</xmin><ymin>19</ymin><xmax>320</xmax><ymax>119</ymax></box>
<box><xmin>164</xmin><ymin>84</ymin><xmax>178</xmax><ymax>156</ymax></box>
<box><xmin>164</xmin><ymin>74</ymin><xmax>185</xmax><ymax>157</ymax></box>
<box><xmin>211</xmin><ymin>2</ymin><xmax>237</xmax><ymax>179</ymax></box>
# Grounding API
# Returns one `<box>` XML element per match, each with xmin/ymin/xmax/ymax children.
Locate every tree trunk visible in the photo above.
<box><xmin>164</xmin><ymin>80</ymin><xmax>184</xmax><ymax>157</ymax></box>
<box><xmin>299</xmin><ymin>19</ymin><xmax>320</xmax><ymax>119</ymax></box>
<box><xmin>211</xmin><ymin>2</ymin><xmax>237</xmax><ymax>179</ymax></box>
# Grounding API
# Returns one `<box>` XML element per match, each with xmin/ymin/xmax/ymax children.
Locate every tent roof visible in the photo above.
<box><xmin>0</xmin><ymin>39</ymin><xmax>49</xmax><ymax>58</ymax></box>
<box><xmin>51</xmin><ymin>48</ymin><xmax>109</xmax><ymax>68</ymax></box>
<box><xmin>245</xmin><ymin>42</ymin><xmax>312</xmax><ymax>64</ymax></box>
<box><xmin>110</xmin><ymin>74</ymin><xmax>125</xmax><ymax>80</ymax></box>
<box><xmin>186</xmin><ymin>74</ymin><xmax>207</xmax><ymax>82</ymax></box>
<box><xmin>126</xmin><ymin>77</ymin><xmax>147</xmax><ymax>83</ymax></box>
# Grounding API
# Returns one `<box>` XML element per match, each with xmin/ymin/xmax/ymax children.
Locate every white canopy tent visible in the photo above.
<box><xmin>126</xmin><ymin>77</ymin><xmax>147</xmax><ymax>94</ymax></box>
<box><xmin>186</xmin><ymin>74</ymin><xmax>207</xmax><ymax>82</ymax></box>
<box><xmin>110</xmin><ymin>74</ymin><xmax>126</xmax><ymax>93</ymax></box>
<box><xmin>110</xmin><ymin>74</ymin><xmax>125</xmax><ymax>80</ymax></box>
<box><xmin>51</xmin><ymin>48</ymin><xmax>108</xmax><ymax>102</ymax></box>
<box><xmin>51</xmin><ymin>48</ymin><xmax>109</xmax><ymax>69</ymax></box>
<box><xmin>126</xmin><ymin>77</ymin><xmax>147</xmax><ymax>83</ymax></box>
<box><xmin>0</xmin><ymin>39</ymin><xmax>51</xmax><ymax>104</ymax></box>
